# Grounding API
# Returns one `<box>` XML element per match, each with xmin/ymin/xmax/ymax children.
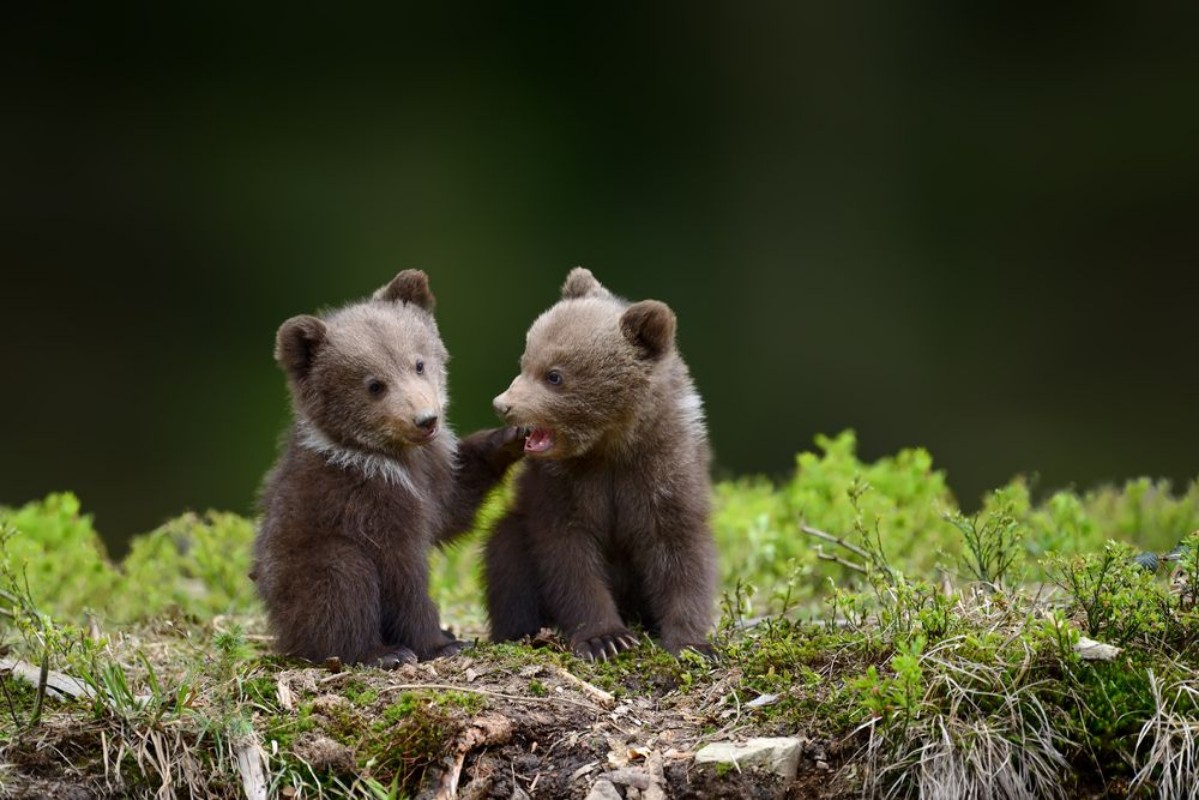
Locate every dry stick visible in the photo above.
<box><xmin>235</xmin><ymin>737</ymin><xmax>269</xmax><ymax>800</ymax></box>
<box><xmin>377</xmin><ymin>683</ymin><xmax>606</xmax><ymax>713</ymax></box>
<box><xmin>550</xmin><ymin>665</ymin><xmax>616</xmax><ymax>709</ymax></box>
<box><xmin>802</xmin><ymin>521</ymin><xmax>869</xmax><ymax>573</ymax></box>
<box><xmin>0</xmin><ymin>658</ymin><xmax>94</xmax><ymax>701</ymax></box>
<box><xmin>814</xmin><ymin>548</ymin><xmax>868</xmax><ymax>575</ymax></box>
<box><xmin>800</xmin><ymin>522</ymin><xmax>871</xmax><ymax>560</ymax></box>
<box><xmin>435</xmin><ymin>715</ymin><xmax>515</xmax><ymax>800</ymax></box>
<box><xmin>438</xmin><ymin>750</ymin><xmax>468</xmax><ymax>800</ymax></box>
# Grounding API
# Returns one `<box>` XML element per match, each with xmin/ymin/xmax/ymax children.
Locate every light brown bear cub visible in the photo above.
<box><xmin>253</xmin><ymin>270</ymin><xmax>522</xmax><ymax>667</ymax></box>
<box><xmin>487</xmin><ymin>268</ymin><xmax>717</xmax><ymax>660</ymax></box>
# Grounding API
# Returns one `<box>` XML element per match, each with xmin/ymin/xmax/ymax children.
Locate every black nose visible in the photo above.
<box><xmin>414</xmin><ymin>411</ymin><xmax>438</xmax><ymax>431</ymax></box>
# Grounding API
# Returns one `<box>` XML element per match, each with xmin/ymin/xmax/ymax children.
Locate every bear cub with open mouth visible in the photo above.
<box><xmin>487</xmin><ymin>268</ymin><xmax>717</xmax><ymax>660</ymax></box>
<box><xmin>254</xmin><ymin>270</ymin><xmax>523</xmax><ymax>667</ymax></box>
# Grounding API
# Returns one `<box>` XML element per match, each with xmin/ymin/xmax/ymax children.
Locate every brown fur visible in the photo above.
<box><xmin>253</xmin><ymin>270</ymin><xmax>522</xmax><ymax>667</ymax></box>
<box><xmin>486</xmin><ymin>268</ymin><xmax>717</xmax><ymax>660</ymax></box>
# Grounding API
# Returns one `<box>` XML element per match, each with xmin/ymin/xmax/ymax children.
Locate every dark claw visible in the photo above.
<box><xmin>573</xmin><ymin>630</ymin><xmax>637</xmax><ymax>662</ymax></box>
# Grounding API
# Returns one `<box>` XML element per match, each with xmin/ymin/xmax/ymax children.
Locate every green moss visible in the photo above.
<box><xmin>342</xmin><ymin>680</ymin><xmax>379</xmax><ymax>707</ymax></box>
<box><xmin>437</xmin><ymin>690</ymin><xmax>485</xmax><ymax>714</ymax></box>
<box><xmin>357</xmin><ymin>693</ymin><xmax>455</xmax><ymax>789</ymax></box>
<box><xmin>265</xmin><ymin>702</ymin><xmax>318</xmax><ymax>751</ymax></box>
<box><xmin>1061</xmin><ymin>657</ymin><xmax>1161</xmax><ymax>768</ymax></box>
<box><xmin>573</xmin><ymin>641</ymin><xmax>695</xmax><ymax>697</ymax></box>
<box><xmin>0</xmin><ymin>674</ymin><xmax>45</xmax><ymax>737</ymax></box>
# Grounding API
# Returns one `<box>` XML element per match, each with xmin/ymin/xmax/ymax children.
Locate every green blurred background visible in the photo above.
<box><xmin>3</xmin><ymin>4</ymin><xmax>1197</xmax><ymax>553</ymax></box>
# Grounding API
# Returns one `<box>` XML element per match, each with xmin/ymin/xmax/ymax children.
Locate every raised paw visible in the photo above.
<box><xmin>370</xmin><ymin>646</ymin><xmax>418</xmax><ymax>670</ymax></box>
<box><xmin>493</xmin><ymin>426</ymin><xmax>530</xmax><ymax>462</ymax></box>
<box><xmin>571</xmin><ymin>629</ymin><xmax>641</xmax><ymax>662</ymax></box>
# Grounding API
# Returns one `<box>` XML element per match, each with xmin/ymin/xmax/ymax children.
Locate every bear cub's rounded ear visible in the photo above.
<box><xmin>621</xmin><ymin>300</ymin><xmax>677</xmax><ymax>360</ymax></box>
<box><xmin>374</xmin><ymin>269</ymin><xmax>436</xmax><ymax>311</ymax></box>
<box><xmin>275</xmin><ymin>315</ymin><xmax>328</xmax><ymax>379</ymax></box>
<box><xmin>561</xmin><ymin>267</ymin><xmax>611</xmax><ymax>300</ymax></box>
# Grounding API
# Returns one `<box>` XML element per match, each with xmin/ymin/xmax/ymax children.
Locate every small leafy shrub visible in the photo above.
<box><xmin>1046</xmin><ymin>541</ymin><xmax>1169</xmax><ymax>646</ymax></box>
<box><xmin>1024</xmin><ymin>478</ymin><xmax>1198</xmax><ymax>565</ymax></box>
<box><xmin>1168</xmin><ymin>529</ymin><xmax>1199</xmax><ymax>611</ymax></box>
<box><xmin>119</xmin><ymin>511</ymin><xmax>258</xmax><ymax>621</ymax></box>
<box><xmin>0</xmin><ymin>493</ymin><xmax>117</xmax><ymax>617</ymax></box>
<box><xmin>716</xmin><ymin>431</ymin><xmax>962</xmax><ymax>617</ymax></box>
<box><xmin>0</xmin><ymin>497</ymin><xmax>261</xmax><ymax>625</ymax></box>
<box><xmin>949</xmin><ymin>485</ymin><xmax>1025</xmax><ymax>587</ymax></box>
<box><xmin>849</xmin><ymin>634</ymin><xmax>925</xmax><ymax>726</ymax></box>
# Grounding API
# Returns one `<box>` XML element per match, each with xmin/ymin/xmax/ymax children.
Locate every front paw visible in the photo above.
<box><xmin>570</xmin><ymin>628</ymin><xmax>640</xmax><ymax>662</ymax></box>
<box><xmin>494</xmin><ymin>426</ymin><xmax>529</xmax><ymax>462</ymax></box>
<box><xmin>369</xmin><ymin>646</ymin><xmax>418</xmax><ymax>670</ymax></box>
<box><xmin>430</xmin><ymin>638</ymin><xmax>470</xmax><ymax>659</ymax></box>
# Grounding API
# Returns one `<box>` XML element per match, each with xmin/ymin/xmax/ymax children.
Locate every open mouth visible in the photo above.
<box><xmin>524</xmin><ymin>427</ymin><xmax>556</xmax><ymax>454</ymax></box>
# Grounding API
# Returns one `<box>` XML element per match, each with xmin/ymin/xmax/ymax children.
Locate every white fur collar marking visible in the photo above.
<box><xmin>297</xmin><ymin>419</ymin><xmax>423</xmax><ymax>498</ymax></box>
<box><xmin>678</xmin><ymin>387</ymin><xmax>707</xmax><ymax>433</ymax></box>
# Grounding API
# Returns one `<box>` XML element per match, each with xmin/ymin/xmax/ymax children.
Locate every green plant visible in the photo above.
<box><xmin>0</xmin><ymin>494</ymin><xmax>117</xmax><ymax>618</ymax></box>
<box><xmin>1047</xmin><ymin>541</ymin><xmax>1169</xmax><ymax>646</ymax></box>
<box><xmin>118</xmin><ymin>512</ymin><xmax>258</xmax><ymax>622</ymax></box>
<box><xmin>851</xmin><ymin>635</ymin><xmax>925</xmax><ymax>726</ymax></box>
<box><xmin>3</xmin><ymin>438</ymin><xmax>1199</xmax><ymax>798</ymax></box>
<box><xmin>948</xmin><ymin>487</ymin><xmax>1025</xmax><ymax>588</ymax></box>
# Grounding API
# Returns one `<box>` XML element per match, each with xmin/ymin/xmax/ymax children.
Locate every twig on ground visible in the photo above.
<box><xmin>235</xmin><ymin>735</ymin><xmax>269</xmax><ymax>800</ymax></box>
<box><xmin>436</xmin><ymin>714</ymin><xmax>514</xmax><ymax>800</ymax></box>
<box><xmin>0</xmin><ymin>657</ymin><xmax>94</xmax><ymax>700</ymax></box>
<box><xmin>551</xmin><ymin>665</ymin><xmax>616</xmax><ymax>709</ymax></box>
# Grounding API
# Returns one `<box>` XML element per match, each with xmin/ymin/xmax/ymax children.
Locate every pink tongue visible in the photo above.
<box><xmin>524</xmin><ymin>428</ymin><xmax>554</xmax><ymax>453</ymax></box>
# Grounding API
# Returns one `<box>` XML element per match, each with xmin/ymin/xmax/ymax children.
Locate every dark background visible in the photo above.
<box><xmin>3</xmin><ymin>4</ymin><xmax>1197</xmax><ymax>553</ymax></box>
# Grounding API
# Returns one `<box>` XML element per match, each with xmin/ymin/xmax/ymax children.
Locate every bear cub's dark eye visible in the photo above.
<box><xmin>546</xmin><ymin>369</ymin><xmax>563</xmax><ymax>386</ymax></box>
<box><xmin>415</xmin><ymin>359</ymin><xmax>425</xmax><ymax>375</ymax></box>
<box><xmin>367</xmin><ymin>379</ymin><xmax>387</xmax><ymax>397</ymax></box>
